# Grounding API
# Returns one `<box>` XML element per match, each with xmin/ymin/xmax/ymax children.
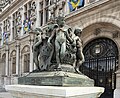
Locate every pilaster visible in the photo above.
<box><xmin>15</xmin><ymin>38</ymin><xmax>20</xmax><ymax>75</ymax></box>
<box><xmin>43</xmin><ymin>0</ymin><xmax>45</xmax><ymax>26</ymax></box>
<box><xmin>36</xmin><ymin>0</ymin><xmax>40</xmax><ymax>27</ymax></box>
<box><xmin>10</xmin><ymin>15</ymin><xmax>13</xmax><ymax>41</ymax></box>
<box><xmin>21</xmin><ymin>6</ymin><xmax>24</xmax><ymax>36</ymax></box>
<box><xmin>114</xmin><ymin>68</ymin><xmax>120</xmax><ymax>98</ymax></box>
<box><xmin>84</xmin><ymin>0</ymin><xmax>89</xmax><ymax>6</ymax></box>
<box><xmin>5</xmin><ymin>44</ymin><xmax>9</xmax><ymax>76</ymax></box>
<box><xmin>0</xmin><ymin>23</ymin><xmax>2</xmax><ymax>46</ymax></box>
<box><xmin>64</xmin><ymin>0</ymin><xmax>70</xmax><ymax>16</ymax></box>
<box><xmin>116</xmin><ymin>68</ymin><xmax>120</xmax><ymax>89</ymax></box>
<box><xmin>1</xmin><ymin>22</ymin><xmax>4</xmax><ymax>46</ymax></box>
<box><xmin>29</xmin><ymin>31</ymin><xmax>34</xmax><ymax>72</ymax></box>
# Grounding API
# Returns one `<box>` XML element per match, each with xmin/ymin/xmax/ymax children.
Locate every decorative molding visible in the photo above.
<box><xmin>10</xmin><ymin>50</ymin><xmax>16</xmax><ymax>57</ymax></box>
<box><xmin>0</xmin><ymin>23</ymin><xmax>2</xmax><ymax>25</ymax></box>
<box><xmin>94</xmin><ymin>28</ymin><xmax>101</xmax><ymax>36</ymax></box>
<box><xmin>21</xmin><ymin>45</ymin><xmax>30</xmax><ymax>54</ymax></box>
<box><xmin>7</xmin><ymin>16</ymin><xmax>11</xmax><ymax>19</ymax></box>
<box><xmin>16</xmin><ymin>10</ymin><xmax>22</xmax><ymax>37</ymax></box>
<box><xmin>18</xmin><ymin>7</ymin><xmax>23</xmax><ymax>11</ymax></box>
<box><xmin>0</xmin><ymin>0</ymin><xmax>13</xmax><ymax>10</ymax></box>
<box><xmin>112</xmin><ymin>31</ymin><xmax>119</xmax><ymax>38</ymax></box>
<box><xmin>94</xmin><ymin>28</ymin><xmax>120</xmax><ymax>39</ymax></box>
<box><xmin>30</xmin><ymin>1</ymin><xmax>36</xmax><ymax>18</ymax></box>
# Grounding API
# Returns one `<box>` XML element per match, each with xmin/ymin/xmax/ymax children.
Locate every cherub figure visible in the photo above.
<box><xmin>32</xmin><ymin>28</ymin><xmax>44</xmax><ymax>71</ymax></box>
<box><xmin>47</xmin><ymin>16</ymin><xmax>73</xmax><ymax>69</ymax></box>
<box><xmin>73</xmin><ymin>28</ymin><xmax>85</xmax><ymax>73</ymax></box>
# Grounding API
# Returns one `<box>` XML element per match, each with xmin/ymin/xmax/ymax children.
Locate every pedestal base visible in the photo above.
<box><xmin>5</xmin><ymin>85</ymin><xmax>104</xmax><ymax>98</ymax></box>
<box><xmin>18</xmin><ymin>71</ymin><xmax>94</xmax><ymax>87</ymax></box>
<box><xmin>114</xmin><ymin>89</ymin><xmax>120</xmax><ymax>98</ymax></box>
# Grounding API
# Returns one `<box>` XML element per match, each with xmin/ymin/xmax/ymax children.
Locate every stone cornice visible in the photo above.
<box><xmin>0</xmin><ymin>0</ymin><xmax>21</xmax><ymax>20</ymax></box>
<box><xmin>0</xmin><ymin>0</ymin><xmax>30</xmax><ymax>21</ymax></box>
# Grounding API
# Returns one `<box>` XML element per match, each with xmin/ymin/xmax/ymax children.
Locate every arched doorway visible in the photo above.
<box><xmin>80</xmin><ymin>38</ymin><xmax>119</xmax><ymax>98</ymax></box>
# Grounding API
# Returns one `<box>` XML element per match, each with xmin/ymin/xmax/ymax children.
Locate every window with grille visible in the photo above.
<box><xmin>45</xmin><ymin>0</ymin><xmax>49</xmax><ymax>23</ymax></box>
<box><xmin>3</xmin><ymin>20</ymin><xmax>7</xmax><ymax>33</ymax></box>
<box><xmin>39</xmin><ymin>1</ymin><xmax>43</xmax><ymax>26</ymax></box>
<box><xmin>24</xmin><ymin>53</ymin><xmax>30</xmax><ymax>73</ymax></box>
<box><xmin>12</xmin><ymin>12</ymin><xmax>18</xmax><ymax>39</ymax></box>
<box><xmin>23</xmin><ymin>1</ymin><xmax>32</xmax><ymax>34</ymax></box>
<box><xmin>12</xmin><ymin>57</ymin><xmax>16</xmax><ymax>74</ymax></box>
<box><xmin>24</xmin><ymin>1</ymin><xmax>32</xmax><ymax>19</ymax></box>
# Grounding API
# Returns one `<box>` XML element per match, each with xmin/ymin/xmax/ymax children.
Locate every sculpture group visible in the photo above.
<box><xmin>32</xmin><ymin>15</ymin><xmax>84</xmax><ymax>74</ymax></box>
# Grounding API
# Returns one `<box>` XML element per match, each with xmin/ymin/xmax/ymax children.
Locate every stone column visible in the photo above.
<box><xmin>9</xmin><ymin>58</ymin><xmax>12</xmax><ymax>76</ymax></box>
<box><xmin>36</xmin><ymin>0</ymin><xmax>40</xmax><ymax>27</ymax></box>
<box><xmin>1</xmin><ymin>22</ymin><xmax>4</xmax><ymax>46</ymax></box>
<box><xmin>21</xmin><ymin>6</ymin><xmax>24</xmax><ymax>36</ymax></box>
<box><xmin>5</xmin><ymin>45</ymin><xmax>9</xmax><ymax>76</ymax></box>
<box><xmin>29</xmin><ymin>32</ymin><xmax>34</xmax><ymax>72</ymax></box>
<box><xmin>43</xmin><ymin>0</ymin><xmax>46</xmax><ymax>25</ymax></box>
<box><xmin>85</xmin><ymin>0</ymin><xmax>89</xmax><ymax>5</ymax></box>
<box><xmin>10</xmin><ymin>15</ymin><xmax>13</xmax><ymax>41</ymax></box>
<box><xmin>114</xmin><ymin>54</ymin><xmax>120</xmax><ymax>98</ymax></box>
<box><xmin>0</xmin><ymin>23</ymin><xmax>2</xmax><ymax>46</ymax></box>
<box><xmin>15</xmin><ymin>38</ymin><xmax>20</xmax><ymax>75</ymax></box>
<box><xmin>0</xmin><ymin>60</ymin><xmax>3</xmax><ymax>85</ymax></box>
<box><xmin>21</xmin><ymin>55</ymin><xmax>24</xmax><ymax>75</ymax></box>
<box><xmin>19</xmin><ymin>51</ymin><xmax>22</xmax><ymax>76</ymax></box>
<box><xmin>114</xmin><ymin>69</ymin><xmax>120</xmax><ymax>98</ymax></box>
<box><xmin>64</xmin><ymin>0</ymin><xmax>70</xmax><ymax>16</ymax></box>
<box><xmin>1</xmin><ymin>60</ymin><xmax>4</xmax><ymax>85</ymax></box>
<box><xmin>8</xmin><ymin>58</ymin><xmax>11</xmax><ymax>85</ymax></box>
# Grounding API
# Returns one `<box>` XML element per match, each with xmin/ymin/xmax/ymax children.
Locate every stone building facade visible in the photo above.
<box><xmin>0</xmin><ymin>0</ymin><xmax>120</xmax><ymax>98</ymax></box>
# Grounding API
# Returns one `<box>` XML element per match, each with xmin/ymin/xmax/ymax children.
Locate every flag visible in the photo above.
<box><xmin>3</xmin><ymin>32</ymin><xmax>8</xmax><ymax>39</ymax></box>
<box><xmin>3</xmin><ymin>32</ymin><xmax>9</xmax><ymax>44</ymax></box>
<box><xmin>68</xmin><ymin>0</ymin><xmax>84</xmax><ymax>12</ymax></box>
<box><xmin>23</xmin><ymin>18</ymin><xmax>31</xmax><ymax>32</ymax></box>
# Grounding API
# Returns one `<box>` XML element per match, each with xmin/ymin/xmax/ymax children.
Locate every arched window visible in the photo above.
<box><xmin>10</xmin><ymin>50</ymin><xmax>16</xmax><ymax>74</ymax></box>
<box><xmin>21</xmin><ymin>45</ymin><xmax>30</xmax><ymax>73</ymax></box>
<box><xmin>24</xmin><ymin>53</ymin><xmax>30</xmax><ymax>73</ymax></box>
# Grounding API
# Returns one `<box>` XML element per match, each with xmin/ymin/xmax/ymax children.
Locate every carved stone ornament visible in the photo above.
<box><xmin>30</xmin><ymin>1</ymin><xmax>36</xmax><ymax>30</ymax></box>
<box><xmin>16</xmin><ymin>10</ymin><xmax>22</xmax><ymax>36</ymax></box>
<box><xmin>7</xmin><ymin>18</ymin><xmax>11</xmax><ymax>32</ymax></box>
<box><xmin>30</xmin><ymin>1</ymin><xmax>36</xmax><ymax>18</ymax></box>
<box><xmin>94</xmin><ymin>28</ymin><xmax>101</xmax><ymax>36</ymax></box>
<box><xmin>16</xmin><ymin>11</ymin><xmax>22</xmax><ymax>26</ymax></box>
<box><xmin>112</xmin><ymin>31</ymin><xmax>119</xmax><ymax>38</ymax></box>
<box><xmin>32</xmin><ymin>15</ymin><xmax>85</xmax><ymax>74</ymax></box>
<box><xmin>0</xmin><ymin>0</ymin><xmax>13</xmax><ymax>10</ymax></box>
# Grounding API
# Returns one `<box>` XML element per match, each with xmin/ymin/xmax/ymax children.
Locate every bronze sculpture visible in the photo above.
<box><xmin>32</xmin><ymin>16</ymin><xmax>84</xmax><ymax>73</ymax></box>
<box><xmin>18</xmin><ymin>3</ymin><xmax>94</xmax><ymax>88</ymax></box>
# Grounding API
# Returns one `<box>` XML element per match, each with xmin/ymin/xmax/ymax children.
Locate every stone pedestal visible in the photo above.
<box><xmin>18</xmin><ymin>71</ymin><xmax>94</xmax><ymax>87</ymax></box>
<box><xmin>5</xmin><ymin>85</ymin><xmax>104</xmax><ymax>98</ymax></box>
<box><xmin>114</xmin><ymin>69</ymin><xmax>120</xmax><ymax>98</ymax></box>
<box><xmin>114</xmin><ymin>89</ymin><xmax>120</xmax><ymax>98</ymax></box>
